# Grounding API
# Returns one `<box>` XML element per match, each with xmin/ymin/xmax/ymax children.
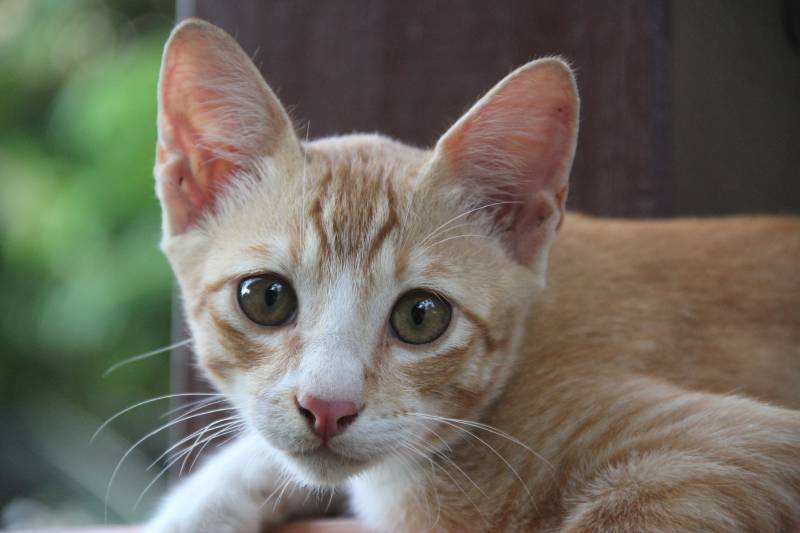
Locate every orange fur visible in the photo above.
<box><xmin>150</xmin><ymin>19</ymin><xmax>800</xmax><ymax>533</ymax></box>
<box><xmin>411</xmin><ymin>214</ymin><xmax>800</xmax><ymax>531</ymax></box>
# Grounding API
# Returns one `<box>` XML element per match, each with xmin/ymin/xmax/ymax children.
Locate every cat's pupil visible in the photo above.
<box><xmin>411</xmin><ymin>299</ymin><xmax>431</xmax><ymax>326</ymax></box>
<box><xmin>265</xmin><ymin>282</ymin><xmax>282</xmax><ymax>307</ymax></box>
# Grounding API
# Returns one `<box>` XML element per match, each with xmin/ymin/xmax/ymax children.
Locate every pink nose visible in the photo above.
<box><xmin>296</xmin><ymin>394</ymin><xmax>360</xmax><ymax>441</ymax></box>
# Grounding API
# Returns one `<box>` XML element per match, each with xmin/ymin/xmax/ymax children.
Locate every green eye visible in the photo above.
<box><xmin>237</xmin><ymin>275</ymin><xmax>297</xmax><ymax>326</ymax></box>
<box><xmin>390</xmin><ymin>290</ymin><xmax>452</xmax><ymax>344</ymax></box>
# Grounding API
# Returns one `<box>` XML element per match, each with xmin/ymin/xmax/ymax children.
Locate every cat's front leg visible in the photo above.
<box><xmin>558</xmin><ymin>386</ymin><xmax>800</xmax><ymax>533</ymax></box>
<box><xmin>145</xmin><ymin>432</ymin><xmax>320</xmax><ymax>533</ymax></box>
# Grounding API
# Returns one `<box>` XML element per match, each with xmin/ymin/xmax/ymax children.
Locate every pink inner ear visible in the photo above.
<box><xmin>157</xmin><ymin>108</ymin><xmax>241</xmax><ymax>233</ymax></box>
<box><xmin>437</xmin><ymin>60</ymin><xmax>579</xmax><ymax>265</ymax></box>
<box><xmin>155</xmin><ymin>21</ymin><xmax>296</xmax><ymax>235</ymax></box>
<box><xmin>442</xmin><ymin>68</ymin><xmax>577</xmax><ymax>196</ymax></box>
<box><xmin>169</xmin><ymin>112</ymin><xmax>240</xmax><ymax>211</ymax></box>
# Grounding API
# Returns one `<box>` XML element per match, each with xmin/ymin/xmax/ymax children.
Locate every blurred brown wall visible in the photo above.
<box><xmin>672</xmin><ymin>0</ymin><xmax>800</xmax><ymax>215</ymax></box>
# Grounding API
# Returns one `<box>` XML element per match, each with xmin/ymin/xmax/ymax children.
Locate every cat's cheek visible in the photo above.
<box><xmin>241</xmin><ymin>386</ymin><xmax>311</xmax><ymax>456</ymax></box>
<box><xmin>197</xmin><ymin>358</ymin><xmax>237</xmax><ymax>395</ymax></box>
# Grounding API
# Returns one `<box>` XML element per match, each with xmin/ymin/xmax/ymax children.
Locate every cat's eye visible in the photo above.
<box><xmin>390</xmin><ymin>290</ymin><xmax>452</xmax><ymax>345</ymax></box>
<box><xmin>237</xmin><ymin>275</ymin><xmax>297</xmax><ymax>326</ymax></box>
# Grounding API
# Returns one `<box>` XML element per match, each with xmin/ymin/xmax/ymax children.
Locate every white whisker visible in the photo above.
<box><xmin>389</xmin><ymin>445</ymin><xmax>440</xmax><ymax>532</ymax></box>
<box><xmin>91</xmin><ymin>392</ymin><xmax>220</xmax><ymax>444</ymax></box>
<box><xmin>103</xmin><ymin>338</ymin><xmax>193</xmax><ymax>377</ymax></box>
<box><xmin>426</xmin><ymin>234</ymin><xmax>488</xmax><ymax>249</ymax></box>
<box><xmin>405</xmin><ymin>422</ymin><xmax>489</xmax><ymax>501</ymax></box>
<box><xmin>103</xmin><ymin>406</ymin><xmax>238</xmax><ymax>520</ymax></box>
<box><xmin>260</xmin><ymin>471</ymin><xmax>291</xmax><ymax>510</ymax></box>
<box><xmin>396</xmin><ymin>436</ymin><xmax>489</xmax><ymax>525</ymax></box>
<box><xmin>182</xmin><ymin>421</ymin><xmax>244</xmax><ymax>475</ymax></box>
<box><xmin>302</xmin><ymin>487</ymin><xmax>313</xmax><ymax>508</ymax></box>
<box><xmin>134</xmin><ymin>422</ymin><xmax>243</xmax><ymax>512</ymax></box>
<box><xmin>419</xmin><ymin>200</ymin><xmax>521</xmax><ymax>246</ymax></box>
<box><xmin>406</xmin><ymin>417</ymin><xmax>453</xmax><ymax>453</ymax></box>
<box><xmin>419</xmin><ymin>221</ymin><xmax>474</xmax><ymax>248</ymax></box>
<box><xmin>160</xmin><ymin>395</ymin><xmax>226</xmax><ymax>420</ymax></box>
<box><xmin>324</xmin><ymin>486</ymin><xmax>336</xmax><ymax>513</ymax></box>
<box><xmin>412</xmin><ymin>412</ymin><xmax>553</xmax><ymax>472</ymax></box>
<box><xmin>149</xmin><ymin>414</ymin><xmax>240</xmax><ymax>470</ymax></box>
<box><xmin>133</xmin><ymin>444</ymin><xmax>192</xmax><ymax>511</ymax></box>
<box><xmin>409</xmin><ymin>413</ymin><xmax>534</xmax><ymax>500</ymax></box>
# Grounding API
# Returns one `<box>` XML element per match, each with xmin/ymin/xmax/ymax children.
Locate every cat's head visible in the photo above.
<box><xmin>154</xmin><ymin>19</ymin><xmax>578</xmax><ymax>486</ymax></box>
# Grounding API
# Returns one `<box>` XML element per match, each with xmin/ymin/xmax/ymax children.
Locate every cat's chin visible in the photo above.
<box><xmin>283</xmin><ymin>445</ymin><xmax>372</xmax><ymax>486</ymax></box>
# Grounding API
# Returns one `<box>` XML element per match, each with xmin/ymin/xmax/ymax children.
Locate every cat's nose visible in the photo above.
<box><xmin>296</xmin><ymin>394</ymin><xmax>360</xmax><ymax>442</ymax></box>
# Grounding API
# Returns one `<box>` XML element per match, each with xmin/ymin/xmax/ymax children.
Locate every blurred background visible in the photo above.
<box><xmin>1</xmin><ymin>0</ymin><xmax>798</xmax><ymax>529</ymax></box>
<box><xmin>0</xmin><ymin>0</ymin><xmax>175</xmax><ymax>527</ymax></box>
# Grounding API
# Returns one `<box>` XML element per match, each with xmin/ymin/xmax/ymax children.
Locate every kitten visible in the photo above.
<box><xmin>146</xmin><ymin>18</ymin><xmax>800</xmax><ymax>533</ymax></box>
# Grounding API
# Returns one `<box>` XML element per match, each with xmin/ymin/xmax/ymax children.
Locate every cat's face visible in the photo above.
<box><xmin>169</xmin><ymin>138</ymin><xmax>538</xmax><ymax>484</ymax></box>
<box><xmin>156</xmin><ymin>20</ymin><xmax>578</xmax><ymax>486</ymax></box>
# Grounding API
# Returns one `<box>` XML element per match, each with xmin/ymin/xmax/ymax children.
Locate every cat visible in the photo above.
<box><xmin>146</xmin><ymin>18</ymin><xmax>800</xmax><ymax>533</ymax></box>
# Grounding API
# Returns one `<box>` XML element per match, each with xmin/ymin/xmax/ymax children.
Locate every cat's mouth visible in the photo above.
<box><xmin>286</xmin><ymin>443</ymin><xmax>372</xmax><ymax>484</ymax></box>
<box><xmin>291</xmin><ymin>443</ymin><xmax>366</xmax><ymax>464</ymax></box>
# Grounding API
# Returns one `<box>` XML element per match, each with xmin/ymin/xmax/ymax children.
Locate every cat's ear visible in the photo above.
<box><xmin>430</xmin><ymin>58</ymin><xmax>579</xmax><ymax>271</ymax></box>
<box><xmin>155</xmin><ymin>19</ymin><xmax>300</xmax><ymax>235</ymax></box>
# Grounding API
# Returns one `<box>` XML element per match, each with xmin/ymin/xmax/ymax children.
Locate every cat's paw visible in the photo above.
<box><xmin>142</xmin><ymin>433</ymin><xmax>303</xmax><ymax>532</ymax></box>
<box><xmin>143</xmin><ymin>482</ymin><xmax>265</xmax><ymax>533</ymax></box>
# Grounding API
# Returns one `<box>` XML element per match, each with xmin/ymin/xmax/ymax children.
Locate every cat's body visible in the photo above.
<box><xmin>541</xmin><ymin>213</ymin><xmax>800</xmax><ymax>410</ymax></box>
<box><xmin>146</xmin><ymin>19</ymin><xmax>800</xmax><ymax>533</ymax></box>
<box><xmin>414</xmin><ymin>213</ymin><xmax>800</xmax><ymax>531</ymax></box>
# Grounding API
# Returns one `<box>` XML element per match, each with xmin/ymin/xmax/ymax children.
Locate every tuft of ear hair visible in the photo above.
<box><xmin>431</xmin><ymin>58</ymin><xmax>579</xmax><ymax>272</ymax></box>
<box><xmin>154</xmin><ymin>18</ymin><xmax>300</xmax><ymax>236</ymax></box>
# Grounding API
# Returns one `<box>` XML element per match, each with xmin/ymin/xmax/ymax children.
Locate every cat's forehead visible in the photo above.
<box><xmin>304</xmin><ymin>134</ymin><xmax>429</xmax><ymax>168</ymax></box>
<box><xmin>207</xmin><ymin>135</ymin><xmax>441</xmax><ymax>284</ymax></box>
<box><xmin>303</xmin><ymin>136</ymin><xmax>428</xmax><ymax>206</ymax></box>
<box><xmin>297</xmin><ymin>138</ymin><xmax>426</xmax><ymax>279</ymax></box>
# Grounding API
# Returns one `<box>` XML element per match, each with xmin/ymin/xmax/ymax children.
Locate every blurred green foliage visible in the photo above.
<box><xmin>0</xmin><ymin>0</ymin><xmax>177</xmax><ymax>526</ymax></box>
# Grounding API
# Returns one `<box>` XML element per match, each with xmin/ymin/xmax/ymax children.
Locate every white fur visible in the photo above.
<box><xmin>146</xmin><ymin>433</ymin><xmax>300</xmax><ymax>533</ymax></box>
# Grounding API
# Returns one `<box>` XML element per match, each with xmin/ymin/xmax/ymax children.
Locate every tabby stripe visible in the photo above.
<box><xmin>193</xmin><ymin>275</ymin><xmax>236</xmax><ymax>318</ymax></box>
<box><xmin>208</xmin><ymin>310</ymin><xmax>262</xmax><ymax>368</ymax></box>
<box><xmin>551</xmin><ymin>392</ymin><xmax>670</xmax><ymax>490</ymax></box>
<box><xmin>407</xmin><ymin>340</ymin><xmax>475</xmax><ymax>396</ymax></box>
<box><xmin>364</xmin><ymin>180</ymin><xmax>397</xmax><ymax>272</ymax></box>
<box><xmin>311</xmin><ymin>169</ymin><xmax>332</xmax><ymax>268</ymax></box>
<box><xmin>205</xmin><ymin>357</ymin><xmax>235</xmax><ymax>379</ymax></box>
<box><xmin>460</xmin><ymin>306</ymin><xmax>500</xmax><ymax>352</ymax></box>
